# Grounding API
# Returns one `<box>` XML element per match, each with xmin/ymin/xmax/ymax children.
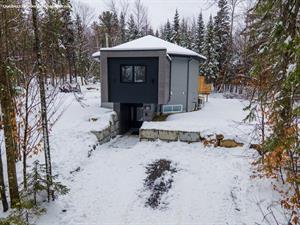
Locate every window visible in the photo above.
<box><xmin>162</xmin><ymin>105</ymin><xmax>183</xmax><ymax>114</ymax></box>
<box><xmin>121</xmin><ymin>65</ymin><xmax>146</xmax><ymax>83</ymax></box>
<box><xmin>134</xmin><ymin>66</ymin><xmax>146</xmax><ymax>83</ymax></box>
<box><xmin>121</xmin><ymin>66</ymin><xmax>133</xmax><ymax>83</ymax></box>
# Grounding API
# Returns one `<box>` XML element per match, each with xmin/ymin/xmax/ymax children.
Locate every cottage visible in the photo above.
<box><xmin>93</xmin><ymin>35</ymin><xmax>206</xmax><ymax>134</ymax></box>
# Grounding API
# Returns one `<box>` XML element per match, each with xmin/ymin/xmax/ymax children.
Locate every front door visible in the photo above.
<box><xmin>119</xmin><ymin>103</ymin><xmax>144</xmax><ymax>134</ymax></box>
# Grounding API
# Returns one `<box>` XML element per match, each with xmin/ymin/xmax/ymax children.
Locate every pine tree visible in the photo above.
<box><xmin>244</xmin><ymin>1</ymin><xmax>300</xmax><ymax>223</ymax></box>
<box><xmin>165</xmin><ymin>20</ymin><xmax>172</xmax><ymax>42</ymax></box>
<box><xmin>127</xmin><ymin>14</ymin><xmax>138</xmax><ymax>41</ymax></box>
<box><xmin>74</xmin><ymin>14</ymin><xmax>90</xmax><ymax>85</ymax></box>
<box><xmin>60</xmin><ymin>0</ymin><xmax>77</xmax><ymax>83</ymax></box>
<box><xmin>214</xmin><ymin>0</ymin><xmax>231</xmax><ymax>87</ymax></box>
<box><xmin>190</xmin><ymin>18</ymin><xmax>197</xmax><ymax>51</ymax></box>
<box><xmin>204</xmin><ymin>15</ymin><xmax>219</xmax><ymax>83</ymax></box>
<box><xmin>195</xmin><ymin>12</ymin><xmax>205</xmax><ymax>54</ymax></box>
<box><xmin>42</xmin><ymin>0</ymin><xmax>64</xmax><ymax>85</ymax></box>
<box><xmin>119</xmin><ymin>12</ymin><xmax>127</xmax><ymax>43</ymax></box>
<box><xmin>171</xmin><ymin>9</ymin><xmax>180</xmax><ymax>44</ymax></box>
<box><xmin>179</xmin><ymin>18</ymin><xmax>190</xmax><ymax>48</ymax></box>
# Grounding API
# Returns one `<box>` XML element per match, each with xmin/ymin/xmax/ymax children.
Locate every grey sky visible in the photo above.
<box><xmin>77</xmin><ymin>0</ymin><xmax>219</xmax><ymax>29</ymax></box>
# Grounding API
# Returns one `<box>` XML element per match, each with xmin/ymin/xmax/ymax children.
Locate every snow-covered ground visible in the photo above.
<box><xmin>1</xmin><ymin>86</ymin><xmax>284</xmax><ymax>224</ymax></box>
<box><xmin>36</xmin><ymin>89</ymin><xmax>283</xmax><ymax>225</ymax></box>
<box><xmin>39</xmin><ymin>137</ymin><xmax>283</xmax><ymax>225</ymax></box>
<box><xmin>142</xmin><ymin>94</ymin><xmax>254</xmax><ymax>143</ymax></box>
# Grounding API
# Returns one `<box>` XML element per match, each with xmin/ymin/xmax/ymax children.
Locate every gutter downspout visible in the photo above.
<box><xmin>167</xmin><ymin>54</ymin><xmax>172</xmax><ymax>102</ymax></box>
<box><xmin>186</xmin><ymin>57</ymin><xmax>192</xmax><ymax>112</ymax></box>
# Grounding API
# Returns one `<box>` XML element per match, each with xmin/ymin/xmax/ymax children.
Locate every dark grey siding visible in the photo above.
<box><xmin>108</xmin><ymin>57</ymin><xmax>159</xmax><ymax>103</ymax></box>
<box><xmin>100</xmin><ymin>50</ymin><xmax>170</xmax><ymax>105</ymax></box>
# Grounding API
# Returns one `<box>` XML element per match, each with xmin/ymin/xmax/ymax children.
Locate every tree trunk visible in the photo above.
<box><xmin>0</xmin><ymin>144</ymin><xmax>9</xmax><ymax>212</ymax></box>
<box><xmin>0</xmin><ymin>4</ymin><xmax>20</xmax><ymax>208</ymax></box>
<box><xmin>31</xmin><ymin>0</ymin><xmax>53</xmax><ymax>202</ymax></box>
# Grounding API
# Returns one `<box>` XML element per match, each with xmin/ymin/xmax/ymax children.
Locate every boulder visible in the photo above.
<box><xmin>220</xmin><ymin>139</ymin><xmax>244</xmax><ymax>148</ymax></box>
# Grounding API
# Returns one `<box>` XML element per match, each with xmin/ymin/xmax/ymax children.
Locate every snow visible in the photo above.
<box><xmin>286</xmin><ymin>63</ymin><xmax>296</xmax><ymax>76</ymax></box>
<box><xmin>97</xmin><ymin>35</ymin><xmax>206</xmax><ymax>60</ymax></box>
<box><xmin>38</xmin><ymin>137</ymin><xmax>283</xmax><ymax>225</ymax></box>
<box><xmin>1</xmin><ymin>86</ymin><xmax>285</xmax><ymax>224</ymax></box>
<box><xmin>284</xmin><ymin>35</ymin><xmax>292</xmax><ymax>45</ymax></box>
<box><xmin>142</xmin><ymin>94</ymin><xmax>254</xmax><ymax>142</ymax></box>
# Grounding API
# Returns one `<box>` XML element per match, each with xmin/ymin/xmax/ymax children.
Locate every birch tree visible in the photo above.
<box><xmin>30</xmin><ymin>0</ymin><xmax>53</xmax><ymax>202</ymax></box>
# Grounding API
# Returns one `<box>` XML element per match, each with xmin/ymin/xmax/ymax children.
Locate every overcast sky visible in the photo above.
<box><xmin>77</xmin><ymin>0</ymin><xmax>220</xmax><ymax>29</ymax></box>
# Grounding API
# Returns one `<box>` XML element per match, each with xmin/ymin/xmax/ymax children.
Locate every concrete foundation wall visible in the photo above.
<box><xmin>140</xmin><ymin>128</ymin><xmax>201</xmax><ymax>143</ymax></box>
<box><xmin>91</xmin><ymin>113</ymin><xmax>119</xmax><ymax>144</ymax></box>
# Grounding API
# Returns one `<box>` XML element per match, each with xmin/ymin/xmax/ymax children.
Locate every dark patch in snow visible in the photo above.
<box><xmin>70</xmin><ymin>167</ymin><xmax>81</xmax><ymax>174</ymax></box>
<box><xmin>144</xmin><ymin>159</ymin><xmax>177</xmax><ymax>209</ymax></box>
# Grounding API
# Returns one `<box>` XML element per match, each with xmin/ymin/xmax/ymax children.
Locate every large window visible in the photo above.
<box><xmin>121</xmin><ymin>65</ymin><xmax>146</xmax><ymax>83</ymax></box>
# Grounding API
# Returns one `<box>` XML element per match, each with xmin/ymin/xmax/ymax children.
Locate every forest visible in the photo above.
<box><xmin>0</xmin><ymin>0</ymin><xmax>299</xmax><ymax>224</ymax></box>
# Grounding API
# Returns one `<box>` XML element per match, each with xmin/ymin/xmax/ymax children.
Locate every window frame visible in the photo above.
<box><xmin>162</xmin><ymin>104</ymin><xmax>183</xmax><ymax>114</ymax></box>
<box><xmin>120</xmin><ymin>65</ymin><xmax>134</xmax><ymax>83</ymax></box>
<box><xmin>120</xmin><ymin>64</ymin><xmax>147</xmax><ymax>84</ymax></box>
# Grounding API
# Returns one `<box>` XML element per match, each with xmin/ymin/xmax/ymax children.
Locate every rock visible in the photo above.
<box><xmin>215</xmin><ymin>134</ymin><xmax>225</xmax><ymax>146</ymax></box>
<box><xmin>139</xmin><ymin>129</ymin><xmax>159</xmax><ymax>141</ymax></box>
<box><xmin>158</xmin><ymin>130</ymin><xmax>178</xmax><ymax>142</ymax></box>
<box><xmin>220</xmin><ymin>139</ymin><xmax>244</xmax><ymax>148</ymax></box>
<box><xmin>216</xmin><ymin>134</ymin><xmax>224</xmax><ymax>140</ymax></box>
<box><xmin>179</xmin><ymin>131</ymin><xmax>201</xmax><ymax>143</ymax></box>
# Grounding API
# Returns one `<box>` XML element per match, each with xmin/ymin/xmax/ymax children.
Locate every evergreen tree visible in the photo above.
<box><xmin>195</xmin><ymin>12</ymin><xmax>205</xmax><ymax>54</ymax></box>
<box><xmin>60</xmin><ymin>0</ymin><xmax>77</xmax><ymax>83</ymax></box>
<box><xmin>42</xmin><ymin>0</ymin><xmax>64</xmax><ymax>85</ymax></box>
<box><xmin>127</xmin><ymin>14</ymin><xmax>138</xmax><ymax>41</ymax></box>
<box><xmin>171</xmin><ymin>9</ymin><xmax>180</xmax><ymax>44</ymax></box>
<box><xmin>204</xmin><ymin>15</ymin><xmax>219</xmax><ymax>83</ymax></box>
<box><xmin>165</xmin><ymin>20</ymin><xmax>172</xmax><ymax>42</ymax></box>
<box><xmin>243</xmin><ymin>1</ymin><xmax>300</xmax><ymax>223</ymax></box>
<box><xmin>179</xmin><ymin>18</ymin><xmax>190</xmax><ymax>48</ymax></box>
<box><xmin>190</xmin><ymin>18</ymin><xmax>197</xmax><ymax>51</ymax></box>
<box><xmin>148</xmin><ymin>27</ymin><xmax>154</xmax><ymax>36</ymax></box>
<box><xmin>214</xmin><ymin>0</ymin><xmax>231</xmax><ymax>87</ymax></box>
<box><xmin>119</xmin><ymin>12</ymin><xmax>127</xmax><ymax>43</ymax></box>
<box><xmin>99</xmin><ymin>11</ymin><xmax>120</xmax><ymax>47</ymax></box>
<box><xmin>74</xmin><ymin>14</ymin><xmax>90</xmax><ymax>85</ymax></box>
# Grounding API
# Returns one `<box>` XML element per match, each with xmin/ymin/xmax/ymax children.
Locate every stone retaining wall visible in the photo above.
<box><xmin>140</xmin><ymin>128</ymin><xmax>202</xmax><ymax>143</ymax></box>
<box><xmin>91</xmin><ymin>113</ymin><xmax>119</xmax><ymax>144</ymax></box>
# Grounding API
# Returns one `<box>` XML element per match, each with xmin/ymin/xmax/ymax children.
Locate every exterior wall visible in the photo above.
<box><xmin>108</xmin><ymin>57</ymin><xmax>159</xmax><ymax>103</ymax></box>
<box><xmin>167</xmin><ymin>57</ymin><xmax>189</xmax><ymax>111</ymax></box>
<box><xmin>187</xmin><ymin>59</ymin><xmax>200</xmax><ymax>111</ymax></box>
<box><xmin>165</xmin><ymin>56</ymin><xmax>200</xmax><ymax>112</ymax></box>
<box><xmin>100</xmin><ymin>50</ymin><xmax>170</xmax><ymax>105</ymax></box>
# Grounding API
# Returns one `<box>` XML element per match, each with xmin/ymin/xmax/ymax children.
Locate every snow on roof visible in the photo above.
<box><xmin>95</xmin><ymin>35</ymin><xmax>206</xmax><ymax>60</ymax></box>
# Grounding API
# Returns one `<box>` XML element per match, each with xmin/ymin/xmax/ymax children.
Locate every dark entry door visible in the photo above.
<box><xmin>119</xmin><ymin>103</ymin><xmax>143</xmax><ymax>134</ymax></box>
<box><xmin>130</xmin><ymin>105</ymin><xmax>143</xmax><ymax>130</ymax></box>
